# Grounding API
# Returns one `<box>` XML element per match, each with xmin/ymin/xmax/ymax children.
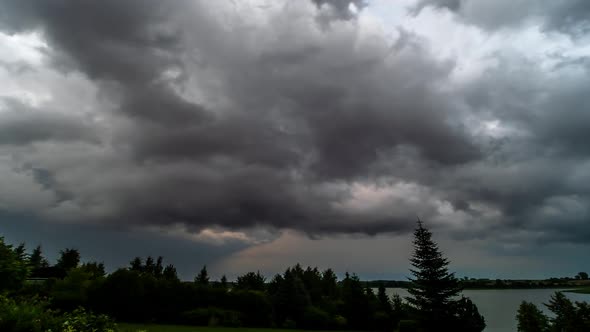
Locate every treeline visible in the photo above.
<box><xmin>2</xmin><ymin>236</ymin><xmax>408</xmax><ymax>330</ymax></box>
<box><xmin>2</xmin><ymin>221</ymin><xmax>490</xmax><ymax>332</ymax></box>
<box><xmin>366</xmin><ymin>277</ymin><xmax>590</xmax><ymax>290</ymax></box>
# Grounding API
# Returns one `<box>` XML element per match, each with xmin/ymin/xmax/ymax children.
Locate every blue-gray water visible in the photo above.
<box><xmin>385</xmin><ymin>288</ymin><xmax>590</xmax><ymax>332</ymax></box>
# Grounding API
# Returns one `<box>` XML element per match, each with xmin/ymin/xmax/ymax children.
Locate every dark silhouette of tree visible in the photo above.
<box><xmin>321</xmin><ymin>268</ymin><xmax>338</xmax><ymax>298</ymax></box>
<box><xmin>162</xmin><ymin>264</ymin><xmax>179</xmax><ymax>281</ymax></box>
<box><xmin>220</xmin><ymin>274</ymin><xmax>228</xmax><ymax>289</ymax></box>
<box><xmin>144</xmin><ymin>256</ymin><xmax>155</xmax><ymax>275</ymax></box>
<box><xmin>236</xmin><ymin>271</ymin><xmax>266</xmax><ymax>291</ymax></box>
<box><xmin>377</xmin><ymin>283</ymin><xmax>392</xmax><ymax>312</ymax></box>
<box><xmin>341</xmin><ymin>272</ymin><xmax>371</xmax><ymax>329</ymax></box>
<box><xmin>391</xmin><ymin>293</ymin><xmax>406</xmax><ymax>327</ymax></box>
<box><xmin>14</xmin><ymin>242</ymin><xmax>27</xmax><ymax>260</ymax></box>
<box><xmin>81</xmin><ymin>262</ymin><xmax>106</xmax><ymax>278</ymax></box>
<box><xmin>545</xmin><ymin>292</ymin><xmax>578</xmax><ymax>331</ymax></box>
<box><xmin>130</xmin><ymin>257</ymin><xmax>143</xmax><ymax>272</ymax></box>
<box><xmin>56</xmin><ymin>248</ymin><xmax>80</xmax><ymax>277</ymax></box>
<box><xmin>0</xmin><ymin>237</ymin><xmax>29</xmax><ymax>292</ymax></box>
<box><xmin>29</xmin><ymin>245</ymin><xmax>50</xmax><ymax>278</ymax></box>
<box><xmin>406</xmin><ymin>221</ymin><xmax>483</xmax><ymax>331</ymax></box>
<box><xmin>155</xmin><ymin>256</ymin><xmax>164</xmax><ymax>278</ymax></box>
<box><xmin>517</xmin><ymin>301</ymin><xmax>549</xmax><ymax>332</ymax></box>
<box><xmin>195</xmin><ymin>265</ymin><xmax>209</xmax><ymax>285</ymax></box>
<box><xmin>576</xmin><ymin>271</ymin><xmax>588</xmax><ymax>280</ymax></box>
<box><xmin>454</xmin><ymin>296</ymin><xmax>486</xmax><ymax>331</ymax></box>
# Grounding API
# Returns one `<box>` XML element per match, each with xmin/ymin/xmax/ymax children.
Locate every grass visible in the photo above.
<box><xmin>565</xmin><ymin>287</ymin><xmax>590</xmax><ymax>294</ymax></box>
<box><xmin>118</xmin><ymin>323</ymin><xmax>352</xmax><ymax>332</ymax></box>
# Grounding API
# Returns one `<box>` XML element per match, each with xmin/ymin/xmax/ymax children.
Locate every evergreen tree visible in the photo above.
<box><xmin>154</xmin><ymin>256</ymin><xmax>164</xmax><ymax>278</ymax></box>
<box><xmin>321</xmin><ymin>268</ymin><xmax>338</xmax><ymax>298</ymax></box>
<box><xmin>220</xmin><ymin>274</ymin><xmax>228</xmax><ymax>289</ymax></box>
<box><xmin>455</xmin><ymin>296</ymin><xmax>486</xmax><ymax>331</ymax></box>
<box><xmin>162</xmin><ymin>264</ymin><xmax>179</xmax><ymax>281</ymax></box>
<box><xmin>0</xmin><ymin>237</ymin><xmax>29</xmax><ymax>291</ymax></box>
<box><xmin>236</xmin><ymin>271</ymin><xmax>266</xmax><ymax>291</ymax></box>
<box><xmin>406</xmin><ymin>221</ymin><xmax>483</xmax><ymax>331</ymax></box>
<box><xmin>14</xmin><ymin>243</ymin><xmax>27</xmax><ymax>260</ymax></box>
<box><xmin>195</xmin><ymin>265</ymin><xmax>209</xmax><ymax>285</ymax></box>
<box><xmin>29</xmin><ymin>245</ymin><xmax>49</xmax><ymax>271</ymax></box>
<box><xmin>377</xmin><ymin>283</ymin><xmax>392</xmax><ymax>312</ymax></box>
<box><xmin>144</xmin><ymin>256</ymin><xmax>155</xmax><ymax>275</ymax></box>
<box><xmin>56</xmin><ymin>248</ymin><xmax>80</xmax><ymax>276</ymax></box>
<box><xmin>130</xmin><ymin>257</ymin><xmax>143</xmax><ymax>272</ymax></box>
<box><xmin>517</xmin><ymin>301</ymin><xmax>549</xmax><ymax>332</ymax></box>
<box><xmin>545</xmin><ymin>292</ymin><xmax>577</xmax><ymax>332</ymax></box>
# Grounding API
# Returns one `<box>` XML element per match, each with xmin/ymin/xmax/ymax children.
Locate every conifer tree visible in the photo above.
<box><xmin>406</xmin><ymin>220</ymin><xmax>483</xmax><ymax>331</ymax></box>
<box><xmin>195</xmin><ymin>265</ymin><xmax>209</xmax><ymax>285</ymax></box>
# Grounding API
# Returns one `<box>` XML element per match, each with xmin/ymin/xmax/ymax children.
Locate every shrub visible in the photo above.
<box><xmin>0</xmin><ymin>295</ymin><xmax>60</xmax><ymax>332</ymax></box>
<box><xmin>180</xmin><ymin>307</ymin><xmax>242</xmax><ymax>327</ymax></box>
<box><xmin>0</xmin><ymin>295</ymin><xmax>117</xmax><ymax>332</ymax></box>
<box><xmin>399</xmin><ymin>319</ymin><xmax>419</xmax><ymax>332</ymax></box>
<box><xmin>301</xmin><ymin>306</ymin><xmax>330</xmax><ymax>329</ymax></box>
<box><xmin>60</xmin><ymin>308</ymin><xmax>118</xmax><ymax>332</ymax></box>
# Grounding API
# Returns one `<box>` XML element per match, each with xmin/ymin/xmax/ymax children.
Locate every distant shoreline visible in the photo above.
<box><xmin>364</xmin><ymin>279</ymin><xmax>590</xmax><ymax>291</ymax></box>
<box><xmin>564</xmin><ymin>287</ymin><xmax>590</xmax><ymax>294</ymax></box>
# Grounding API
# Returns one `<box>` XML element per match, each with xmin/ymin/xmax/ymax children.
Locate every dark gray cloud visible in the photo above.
<box><xmin>0</xmin><ymin>0</ymin><xmax>589</xmax><ymax>248</ymax></box>
<box><xmin>0</xmin><ymin>98</ymin><xmax>98</xmax><ymax>145</ymax></box>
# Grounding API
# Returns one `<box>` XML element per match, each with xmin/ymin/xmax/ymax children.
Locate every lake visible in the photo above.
<box><xmin>385</xmin><ymin>288</ymin><xmax>590</xmax><ymax>332</ymax></box>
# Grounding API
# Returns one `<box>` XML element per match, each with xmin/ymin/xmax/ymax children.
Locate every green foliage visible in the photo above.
<box><xmin>454</xmin><ymin>296</ymin><xmax>486</xmax><ymax>332</ymax></box>
<box><xmin>163</xmin><ymin>264</ymin><xmax>179</xmax><ymax>282</ymax></box>
<box><xmin>228</xmin><ymin>290</ymin><xmax>273</xmax><ymax>327</ymax></box>
<box><xmin>56</xmin><ymin>248</ymin><xmax>81</xmax><ymax>277</ymax></box>
<box><xmin>301</xmin><ymin>306</ymin><xmax>330</xmax><ymax>329</ymax></box>
<box><xmin>60</xmin><ymin>308</ymin><xmax>118</xmax><ymax>332</ymax></box>
<box><xmin>0</xmin><ymin>237</ymin><xmax>29</xmax><ymax>293</ymax></box>
<box><xmin>28</xmin><ymin>245</ymin><xmax>50</xmax><ymax>278</ymax></box>
<box><xmin>516</xmin><ymin>292</ymin><xmax>590</xmax><ymax>332</ymax></box>
<box><xmin>0</xmin><ymin>295</ymin><xmax>116</xmax><ymax>332</ymax></box>
<box><xmin>545</xmin><ymin>291</ymin><xmax>590</xmax><ymax>331</ymax></box>
<box><xmin>235</xmin><ymin>271</ymin><xmax>265</xmax><ymax>291</ymax></box>
<box><xmin>576</xmin><ymin>272</ymin><xmax>588</xmax><ymax>280</ymax></box>
<box><xmin>516</xmin><ymin>301</ymin><xmax>549</xmax><ymax>332</ymax></box>
<box><xmin>180</xmin><ymin>307</ymin><xmax>242</xmax><ymax>327</ymax></box>
<box><xmin>0</xmin><ymin>295</ymin><xmax>60</xmax><ymax>332</ymax></box>
<box><xmin>52</xmin><ymin>265</ymin><xmax>106</xmax><ymax>310</ymax></box>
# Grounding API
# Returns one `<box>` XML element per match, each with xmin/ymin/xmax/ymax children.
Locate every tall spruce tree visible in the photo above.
<box><xmin>406</xmin><ymin>221</ymin><xmax>472</xmax><ymax>331</ymax></box>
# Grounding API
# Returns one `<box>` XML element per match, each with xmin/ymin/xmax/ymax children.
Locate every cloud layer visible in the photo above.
<box><xmin>0</xmin><ymin>0</ymin><xmax>589</xmax><ymax>250</ymax></box>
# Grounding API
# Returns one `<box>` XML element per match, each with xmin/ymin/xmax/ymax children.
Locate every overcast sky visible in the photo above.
<box><xmin>1</xmin><ymin>0</ymin><xmax>589</xmax><ymax>280</ymax></box>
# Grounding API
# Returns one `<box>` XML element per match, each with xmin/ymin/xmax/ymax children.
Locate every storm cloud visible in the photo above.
<box><xmin>0</xmin><ymin>0</ymin><xmax>589</xmax><ymax>251</ymax></box>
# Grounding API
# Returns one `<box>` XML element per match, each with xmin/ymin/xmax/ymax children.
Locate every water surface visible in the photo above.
<box><xmin>385</xmin><ymin>288</ymin><xmax>590</xmax><ymax>332</ymax></box>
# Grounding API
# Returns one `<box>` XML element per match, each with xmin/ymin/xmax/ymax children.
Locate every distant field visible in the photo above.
<box><xmin>566</xmin><ymin>287</ymin><xmax>590</xmax><ymax>294</ymax></box>
<box><xmin>118</xmin><ymin>323</ymin><xmax>352</xmax><ymax>332</ymax></box>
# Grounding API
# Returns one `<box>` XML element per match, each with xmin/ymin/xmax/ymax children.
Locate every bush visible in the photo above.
<box><xmin>373</xmin><ymin>311</ymin><xmax>393</xmax><ymax>332</ymax></box>
<box><xmin>60</xmin><ymin>308</ymin><xmax>118</xmax><ymax>332</ymax></box>
<box><xmin>0</xmin><ymin>237</ymin><xmax>29</xmax><ymax>293</ymax></box>
<box><xmin>399</xmin><ymin>319</ymin><xmax>419</xmax><ymax>332</ymax></box>
<box><xmin>0</xmin><ymin>295</ymin><xmax>60</xmax><ymax>332</ymax></box>
<box><xmin>301</xmin><ymin>306</ymin><xmax>330</xmax><ymax>329</ymax></box>
<box><xmin>0</xmin><ymin>295</ymin><xmax>117</xmax><ymax>332</ymax></box>
<box><xmin>180</xmin><ymin>307</ymin><xmax>242</xmax><ymax>327</ymax></box>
